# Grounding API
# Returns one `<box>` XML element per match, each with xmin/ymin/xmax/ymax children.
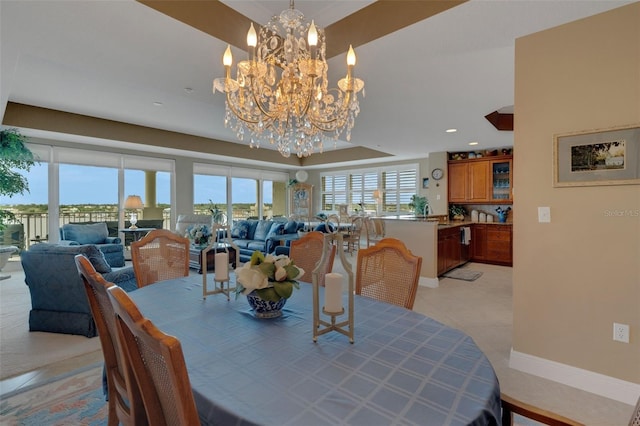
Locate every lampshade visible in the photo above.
<box><xmin>124</xmin><ymin>195</ymin><xmax>143</xmax><ymax>209</ymax></box>
<box><xmin>373</xmin><ymin>190</ymin><xmax>382</xmax><ymax>201</ymax></box>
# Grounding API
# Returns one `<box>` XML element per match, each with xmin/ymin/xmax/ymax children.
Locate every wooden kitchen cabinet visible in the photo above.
<box><xmin>448</xmin><ymin>155</ymin><xmax>512</xmax><ymax>204</ymax></box>
<box><xmin>437</xmin><ymin>225</ymin><xmax>470</xmax><ymax>276</ymax></box>
<box><xmin>471</xmin><ymin>224</ymin><xmax>512</xmax><ymax>266</ymax></box>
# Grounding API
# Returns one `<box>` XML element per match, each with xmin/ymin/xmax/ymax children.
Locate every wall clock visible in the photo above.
<box><xmin>431</xmin><ymin>168</ymin><xmax>444</xmax><ymax>180</ymax></box>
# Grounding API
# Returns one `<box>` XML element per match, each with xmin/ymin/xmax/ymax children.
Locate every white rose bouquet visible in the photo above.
<box><xmin>236</xmin><ymin>251</ymin><xmax>304</xmax><ymax>302</ymax></box>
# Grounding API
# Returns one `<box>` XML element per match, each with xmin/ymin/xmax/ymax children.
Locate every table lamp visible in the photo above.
<box><xmin>124</xmin><ymin>195</ymin><xmax>144</xmax><ymax>229</ymax></box>
<box><xmin>373</xmin><ymin>190</ymin><xmax>382</xmax><ymax>216</ymax></box>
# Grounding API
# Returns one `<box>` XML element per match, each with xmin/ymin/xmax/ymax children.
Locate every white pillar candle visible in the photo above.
<box><xmin>214</xmin><ymin>252</ymin><xmax>229</xmax><ymax>282</ymax></box>
<box><xmin>324</xmin><ymin>273</ymin><xmax>343</xmax><ymax>313</ymax></box>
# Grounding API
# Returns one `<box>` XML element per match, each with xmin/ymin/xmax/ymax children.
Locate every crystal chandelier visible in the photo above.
<box><xmin>213</xmin><ymin>1</ymin><xmax>365</xmax><ymax>158</ymax></box>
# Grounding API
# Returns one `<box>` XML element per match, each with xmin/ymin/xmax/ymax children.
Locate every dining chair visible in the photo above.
<box><xmin>131</xmin><ymin>229</ymin><xmax>189</xmax><ymax>287</ymax></box>
<box><xmin>364</xmin><ymin>217</ymin><xmax>385</xmax><ymax>248</ymax></box>
<box><xmin>500</xmin><ymin>393</ymin><xmax>584</xmax><ymax>426</ymax></box>
<box><xmin>74</xmin><ymin>255</ymin><xmax>147</xmax><ymax>426</ymax></box>
<box><xmin>107</xmin><ymin>285</ymin><xmax>200</xmax><ymax>426</ymax></box>
<box><xmin>356</xmin><ymin>237</ymin><xmax>422</xmax><ymax>310</ymax></box>
<box><xmin>289</xmin><ymin>231</ymin><xmax>336</xmax><ymax>286</ymax></box>
<box><xmin>343</xmin><ymin>216</ymin><xmax>364</xmax><ymax>255</ymax></box>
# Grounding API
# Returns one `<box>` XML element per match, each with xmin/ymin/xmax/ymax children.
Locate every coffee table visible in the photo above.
<box><xmin>189</xmin><ymin>244</ymin><xmax>236</xmax><ymax>274</ymax></box>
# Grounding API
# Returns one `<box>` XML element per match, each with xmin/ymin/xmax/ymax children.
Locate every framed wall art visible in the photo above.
<box><xmin>553</xmin><ymin>124</ymin><xmax>640</xmax><ymax>187</ymax></box>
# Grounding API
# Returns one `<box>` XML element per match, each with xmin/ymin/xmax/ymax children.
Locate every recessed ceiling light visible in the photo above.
<box><xmin>469</xmin><ymin>141</ymin><xmax>479</xmax><ymax>146</ymax></box>
<box><xmin>446</xmin><ymin>128</ymin><xmax>457</xmax><ymax>133</ymax></box>
<box><xmin>153</xmin><ymin>102</ymin><xmax>163</xmax><ymax>107</ymax></box>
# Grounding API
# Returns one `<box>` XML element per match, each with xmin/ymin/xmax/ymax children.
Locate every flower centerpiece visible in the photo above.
<box><xmin>186</xmin><ymin>224</ymin><xmax>212</xmax><ymax>246</ymax></box>
<box><xmin>236</xmin><ymin>251</ymin><xmax>304</xmax><ymax>318</ymax></box>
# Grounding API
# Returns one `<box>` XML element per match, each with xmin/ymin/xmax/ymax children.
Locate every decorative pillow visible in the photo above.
<box><xmin>253</xmin><ymin>221</ymin><xmax>273</xmax><ymax>241</ymax></box>
<box><xmin>266</xmin><ymin>222</ymin><xmax>284</xmax><ymax>240</ymax></box>
<box><xmin>77</xmin><ymin>245</ymin><xmax>113</xmax><ymax>273</ymax></box>
<box><xmin>284</xmin><ymin>220</ymin><xmax>298</xmax><ymax>234</ymax></box>
<box><xmin>231</xmin><ymin>221</ymin><xmax>250</xmax><ymax>239</ymax></box>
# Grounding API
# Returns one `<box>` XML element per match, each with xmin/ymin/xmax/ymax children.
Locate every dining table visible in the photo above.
<box><xmin>128</xmin><ymin>275</ymin><xmax>502</xmax><ymax>426</ymax></box>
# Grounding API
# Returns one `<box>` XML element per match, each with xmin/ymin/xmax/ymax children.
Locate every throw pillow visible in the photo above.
<box><xmin>266</xmin><ymin>222</ymin><xmax>284</xmax><ymax>240</ymax></box>
<box><xmin>253</xmin><ymin>221</ymin><xmax>273</xmax><ymax>241</ymax></box>
<box><xmin>284</xmin><ymin>220</ymin><xmax>298</xmax><ymax>234</ymax></box>
<box><xmin>231</xmin><ymin>221</ymin><xmax>250</xmax><ymax>239</ymax></box>
<box><xmin>77</xmin><ymin>245</ymin><xmax>113</xmax><ymax>273</ymax></box>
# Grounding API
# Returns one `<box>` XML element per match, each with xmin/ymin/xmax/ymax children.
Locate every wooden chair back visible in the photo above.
<box><xmin>131</xmin><ymin>229</ymin><xmax>189</xmax><ymax>287</ymax></box>
<box><xmin>289</xmin><ymin>231</ymin><xmax>336</xmax><ymax>286</ymax></box>
<box><xmin>74</xmin><ymin>255</ymin><xmax>146</xmax><ymax>426</ymax></box>
<box><xmin>108</xmin><ymin>285</ymin><xmax>200</xmax><ymax>426</ymax></box>
<box><xmin>364</xmin><ymin>217</ymin><xmax>385</xmax><ymax>247</ymax></box>
<box><xmin>344</xmin><ymin>216</ymin><xmax>364</xmax><ymax>255</ymax></box>
<box><xmin>500</xmin><ymin>393</ymin><xmax>584</xmax><ymax>426</ymax></box>
<box><xmin>355</xmin><ymin>238</ymin><xmax>422</xmax><ymax>310</ymax></box>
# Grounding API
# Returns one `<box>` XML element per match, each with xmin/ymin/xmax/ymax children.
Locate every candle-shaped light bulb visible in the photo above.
<box><xmin>308</xmin><ymin>20</ymin><xmax>318</xmax><ymax>47</ymax></box>
<box><xmin>247</xmin><ymin>23</ymin><xmax>257</xmax><ymax>47</ymax></box>
<box><xmin>223</xmin><ymin>45</ymin><xmax>233</xmax><ymax>67</ymax></box>
<box><xmin>347</xmin><ymin>45</ymin><xmax>356</xmax><ymax>67</ymax></box>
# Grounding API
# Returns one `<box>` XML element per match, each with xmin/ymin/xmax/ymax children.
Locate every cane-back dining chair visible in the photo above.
<box><xmin>289</xmin><ymin>231</ymin><xmax>336</xmax><ymax>286</ymax></box>
<box><xmin>108</xmin><ymin>285</ymin><xmax>200</xmax><ymax>426</ymax></box>
<box><xmin>74</xmin><ymin>255</ymin><xmax>146</xmax><ymax>426</ymax></box>
<box><xmin>343</xmin><ymin>216</ymin><xmax>364</xmax><ymax>255</ymax></box>
<box><xmin>131</xmin><ymin>229</ymin><xmax>189</xmax><ymax>288</ymax></box>
<box><xmin>364</xmin><ymin>217</ymin><xmax>385</xmax><ymax>248</ymax></box>
<box><xmin>500</xmin><ymin>393</ymin><xmax>585</xmax><ymax>426</ymax></box>
<box><xmin>356</xmin><ymin>238</ymin><xmax>422</xmax><ymax>310</ymax></box>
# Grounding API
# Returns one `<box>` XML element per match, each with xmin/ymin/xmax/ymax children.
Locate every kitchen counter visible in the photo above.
<box><xmin>378</xmin><ymin>215</ymin><xmax>512</xmax><ymax>228</ymax></box>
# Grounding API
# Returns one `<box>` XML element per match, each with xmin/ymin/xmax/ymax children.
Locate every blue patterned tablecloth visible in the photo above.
<box><xmin>129</xmin><ymin>277</ymin><xmax>501</xmax><ymax>426</ymax></box>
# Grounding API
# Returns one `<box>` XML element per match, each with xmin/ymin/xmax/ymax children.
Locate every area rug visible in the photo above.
<box><xmin>443</xmin><ymin>267</ymin><xmax>483</xmax><ymax>281</ymax></box>
<box><xmin>0</xmin><ymin>362</ymin><xmax>107</xmax><ymax>425</ymax></box>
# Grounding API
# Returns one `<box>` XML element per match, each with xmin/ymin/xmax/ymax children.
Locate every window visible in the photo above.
<box><xmin>193</xmin><ymin>163</ymin><xmax>288</xmax><ymax>223</ymax></box>
<box><xmin>321</xmin><ymin>174</ymin><xmax>347</xmax><ymax>210</ymax></box>
<box><xmin>321</xmin><ymin>165</ymin><xmax>418</xmax><ymax>215</ymax></box>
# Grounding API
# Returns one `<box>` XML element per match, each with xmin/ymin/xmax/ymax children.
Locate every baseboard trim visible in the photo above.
<box><xmin>509</xmin><ymin>349</ymin><xmax>640</xmax><ymax>405</ymax></box>
<box><xmin>419</xmin><ymin>276</ymin><xmax>439</xmax><ymax>288</ymax></box>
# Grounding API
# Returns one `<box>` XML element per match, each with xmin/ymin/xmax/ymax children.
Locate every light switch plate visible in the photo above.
<box><xmin>538</xmin><ymin>207</ymin><xmax>551</xmax><ymax>223</ymax></box>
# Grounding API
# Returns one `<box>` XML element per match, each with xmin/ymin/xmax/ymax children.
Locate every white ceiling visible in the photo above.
<box><xmin>0</xmin><ymin>0</ymin><xmax>633</xmax><ymax>168</ymax></box>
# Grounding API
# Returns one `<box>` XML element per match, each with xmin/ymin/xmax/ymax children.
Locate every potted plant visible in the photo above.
<box><xmin>449</xmin><ymin>204</ymin><xmax>467</xmax><ymax>220</ymax></box>
<box><xmin>408</xmin><ymin>195</ymin><xmax>428</xmax><ymax>216</ymax></box>
<box><xmin>0</xmin><ymin>128</ymin><xmax>38</xmax><ymax>233</ymax></box>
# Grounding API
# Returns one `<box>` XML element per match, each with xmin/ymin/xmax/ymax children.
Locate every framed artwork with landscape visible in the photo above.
<box><xmin>553</xmin><ymin>124</ymin><xmax>640</xmax><ymax>187</ymax></box>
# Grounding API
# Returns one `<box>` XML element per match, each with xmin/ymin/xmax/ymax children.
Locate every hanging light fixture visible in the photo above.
<box><xmin>213</xmin><ymin>1</ymin><xmax>365</xmax><ymax>158</ymax></box>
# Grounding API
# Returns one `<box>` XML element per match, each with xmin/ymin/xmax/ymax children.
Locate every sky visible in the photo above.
<box><xmin>0</xmin><ymin>163</ymin><xmax>272</xmax><ymax>205</ymax></box>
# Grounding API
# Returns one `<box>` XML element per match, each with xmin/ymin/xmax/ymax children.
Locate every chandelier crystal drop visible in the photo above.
<box><xmin>213</xmin><ymin>1</ymin><xmax>364</xmax><ymax>158</ymax></box>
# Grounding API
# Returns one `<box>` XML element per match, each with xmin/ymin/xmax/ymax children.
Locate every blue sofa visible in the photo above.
<box><xmin>21</xmin><ymin>243</ymin><xmax>137</xmax><ymax>337</ymax></box>
<box><xmin>230</xmin><ymin>219</ymin><xmax>304</xmax><ymax>262</ymax></box>
<box><xmin>59</xmin><ymin>222</ymin><xmax>125</xmax><ymax>267</ymax></box>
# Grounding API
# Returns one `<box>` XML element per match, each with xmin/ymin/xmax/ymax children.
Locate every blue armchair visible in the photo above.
<box><xmin>59</xmin><ymin>222</ymin><xmax>125</xmax><ymax>267</ymax></box>
<box><xmin>21</xmin><ymin>243</ymin><xmax>137</xmax><ymax>337</ymax></box>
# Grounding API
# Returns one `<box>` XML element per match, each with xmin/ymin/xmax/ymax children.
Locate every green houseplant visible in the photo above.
<box><xmin>0</xmin><ymin>129</ymin><xmax>38</xmax><ymax>231</ymax></box>
<box><xmin>449</xmin><ymin>204</ymin><xmax>467</xmax><ymax>220</ymax></box>
<box><xmin>408</xmin><ymin>195</ymin><xmax>428</xmax><ymax>216</ymax></box>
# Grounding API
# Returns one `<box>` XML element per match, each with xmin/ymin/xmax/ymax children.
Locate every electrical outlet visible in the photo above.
<box><xmin>613</xmin><ymin>323</ymin><xmax>629</xmax><ymax>343</ymax></box>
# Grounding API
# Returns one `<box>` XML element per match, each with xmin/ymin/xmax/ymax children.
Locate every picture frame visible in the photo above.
<box><xmin>553</xmin><ymin>124</ymin><xmax>640</xmax><ymax>187</ymax></box>
<box><xmin>422</xmin><ymin>177</ymin><xmax>429</xmax><ymax>189</ymax></box>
